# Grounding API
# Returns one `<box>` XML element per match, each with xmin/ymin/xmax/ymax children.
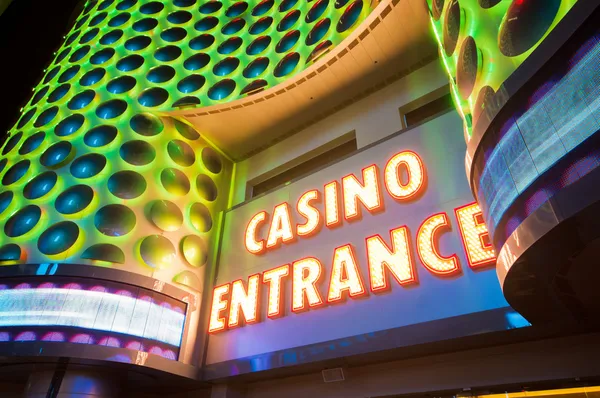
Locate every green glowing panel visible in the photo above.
<box><xmin>426</xmin><ymin>0</ymin><xmax>578</xmax><ymax>138</ymax></box>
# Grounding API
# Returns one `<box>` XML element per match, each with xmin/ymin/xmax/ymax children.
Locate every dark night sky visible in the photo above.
<box><xmin>0</xmin><ymin>0</ymin><xmax>82</xmax><ymax>141</ymax></box>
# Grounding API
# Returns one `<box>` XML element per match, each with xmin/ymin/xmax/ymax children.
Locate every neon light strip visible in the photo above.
<box><xmin>0</xmin><ymin>288</ymin><xmax>185</xmax><ymax>347</ymax></box>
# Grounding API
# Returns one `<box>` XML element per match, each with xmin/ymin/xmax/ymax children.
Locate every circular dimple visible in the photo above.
<box><xmin>184</xmin><ymin>53</ymin><xmax>210</xmax><ymax>71</ymax></box>
<box><xmin>5</xmin><ymin>205</ymin><xmax>41</xmax><ymax>237</ymax></box>
<box><xmin>140</xmin><ymin>235</ymin><xmax>175</xmax><ymax>269</ymax></box>
<box><xmin>108</xmin><ymin>170</ymin><xmax>147</xmax><ymax>199</ymax></box>
<box><xmin>307</xmin><ymin>40</ymin><xmax>332</xmax><ymax>63</ymax></box>
<box><xmin>23</xmin><ymin>171</ymin><xmax>57</xmax><ymax>200</ymax></box>
<box><xmin>473</xmin><ymin>86</ymin><xmax>496</xmax><ymax>124</ymax></box>
<box><xmin>443</xmin><ymin>0</ymin><xmax>461</xmax><ymax>56</ymax></box>
<box><xmin>40</xmin><ymin>142</ymin><xmax>72</xmax><ymax>169</ymax></box>
<box><xmin>213</xmin><ymin>57</ymin><xmax>240</xmax><ymax>76</ymax></box>
<box><xmin>147</xmin><ymin>66</ymin><xmax>175</xmax><ymax>83</ymax></box>
<box><xmin>190</xmin><ymin>202</ymin><xmax>212</xmax><ymax>232</ymax></box>
<box><xmin>181</xmin><ymin>235</ymin><xmax>207</xmax><ymax>267</ymax></box>
<box><xmin>0</xmin><ymin>191</ymin><xmax>12</xmax><ymax>215</ymax></box>
<box><xmin>0</xmin><ymin>244</ymin><xmax>22</xmax><ymax>262</ymax></box>
<box><xmin>249</xmin><ymin>17</ymin><xmax>273</xmax><ymax>35</ymax></box>
<box><xmin>174</xmin><ymin>0</ymin><xmax>195</xmax><ymax>6</ymax></box>
<box><xmin>431</xmin><ymin>0</ymin><xmax>444</xmax><ymax>19</ymax></box>
<box><xmin>17</xmin><ymin>108</ymin><xmax>37</xmax><ymax>129</ymax></box>
<box><xmin>109</xmin><ymin>12</ymin><xmax>130</xmax><ymax>27</ymax></box>
<box><xmin>90</xmin><ymin>48</ymin><xmax>115</xmax><ymax>65</ymax></box>
<box><xmin>90</xmin><ymin>12</ymin><xmax>108</xmax><ymax>26</ymax></box>
<box><xmin>44</xmin><ymin>66</ymin><xmax>61</xmax><ymax>84</ymax></box>
<box><xmin>2</xmin><ymin>159</ymin><xmax>31</xmax><ymax>185</ymax></box>
<box><xmin>117</xmin><ymin>0</ymin><xmax>137</xmax><ymax>10</ymax></box>
<box><xmin>202</xmin><ymin>147</ymin><xmax>223</xmax><ymax>174</ymax></box>
<box><xmin>125</xmin><ymin>35</ymin><xmax>152</xmax><ymax>51</ymax></box>
<box><xmin>96</xmin><ymin>99</ymin><xmax>127</xmax><ymax>119</ymax></box>
<box><xmin>98</xmin><ymin>0</ymin><xmax>113</xmax><ymax>11</ymax></box>
<box><xmin>499</xmin><ymin>0</ymin><xmax>561</xmax><ymax>57</ymax></box>
<box><xmin>308</xmin><ymin>18</ymin><xmax>330</xmax><ymax>46</ymax></box>
<box><xmin>140</xmin><ymin>1</ymin><xmax>164</xmax><ymax>14</ymax></box>
<box><xmin>478</xmin><ymin>0</ymin><xmax>501</xmax><ymax>8</ymax></box>
<box><xmin>19</xmin><ymin>132</ymin><xmax>45</xmax><ymax>155</ymax></box>
<box><xmin>208</xmin><ymin>79</ymin><xmax>236</xmax><ymax>100</ymax></box>
<box><xmin>150</xmin><ymin>200</ymin><xmax>183</xmax><ymax>231</ymax></box>
<box><xmin>69</xmin><ymin>46</ymin><xmax>90</xmax><ymax>63</ymax></box>
<box><xmin>80</xmin><ymin>68</ymin><xmax>106</xmax><ymax>86</ymax></box>
<box><xmin>130</xmin><ymin>113</ymin><xmax>163</xmax><ymax>137</ymax></box>
<box><xmin>95</xmin><ymin>204</ymin><xmax>136</xmax><ymax>236</ymax></box>
<box><xmin>31</xmin><ymin>86</ymin><xmax>49</xmax><ymax>105</ymax></box>
<box><xmin>2</xmin><ymin>132</ymin><xmax>22</xmax><ymax>155</ymax></box>
<box><xmin>195</xmin><ymin>16</ymin><xmax>218</xmax><ymax>31</ymax></box>
<box><xmin>168</xmin><ymin>140</ymin><xmax>195</xmax><ymax>166</ymax></box>
<box><xmin>457</xmin><ymin>36</ymin><xmax>479</xmax><ymax>99</ymax></box>
<box><xmin>226</xmin><ymin>1</ymin><xmax>248</xmax><ymax>17</ymax></box>
<box><xmin>80</xmin><ymin>28</ymin><xmax>100</xmax><ymax>44</ymax></box>
<box><xmin>34</xmin><ymin>106</ymin><xmax>58</xmax><ymax>127</ymax></box>
<box><xmin>306</xmin><ymin>0</ymin><xmax>328</xmax><ymax>23</ymax></box>
<box><xmin>70</xmin><ymin>153</ymin><xmax>107</xmax><ymax>179</ymax></box>
<box><xmin>337</xmin><ymin>1</ymin><xmax>363</xmax><ymax>33</ymax></box>
<box><xmin>81</xmin><ymin>244</ymin><xmax>125</xmax><ymax>263</ymax></box>
<box><xmin>253</xmin><ymin>0</ymin><xmax>273</xmax><ymax>16</ymax></box>
<box><xmin>138</xmin><ymin>88</ymin><xmax>169</xmax><ymax>107</ymax></box>
<box><xmin>174</xmin><ymin>119</ymin><xmax>200</xmax><ymax>140</ymax></box>
<box><xmin>222</xmin><ymin>18</ymin><xmax>245</xmax><ymax>35</ymax></box>
<box><xmin>55</xmin><ymin>185</ymin><xmax>94</xmax><ymax>214</ymax></box>
<box><xmin>279</xmin><ymin>0</ymin><xmax>298</xmax><ymax>13</ymax></box>
<box><xmin>241</xmin><ymin>79</ymin><xmax>267</xmax><ymax>95</ymax></box>
<box><xmin>168</xmin><ymin>10</ymin><xmax>192</xmax><ymax>24</ymax></box>
<box><xmin>0</xmin><ymin>158</ymin><xmax>6</xmax><ymax>174</ymax></box>
<box><xmin>177</xmin><ymin>74</ymin><xmax>206</xmax><ymax>93</ymax></box>
<box><xmin>99</xmin><ymin>30</ymin><xmax>123</xmax><ymax>45</ymax></box>
<box><xmin>247</xmin><ymin>36</ymin><xmax>271</xmax><ymax>55</ymax></box>
<box><xmin>75</xmin><ymin>15</ymin><xmax>90</xmax><ymax>30</ymax></box>
<box><xmin>190</xmin><ymin>34</ymin><xmax>215</xmax><ymax>50</ymax></box>
<box><xmin>55</xmin><ymin>114</ymin><xmax>85</xmax><ymax>137</ymax></box>
<box><xmin>120</xmin><ymin>140</ymin><xmax>156</xmax><ymax>166</ymax></box>
<box><xmin>38</xmin><ymin>221</ymin><xmax>79</xmax><ymax>255</ymax></box>
<box><xmin>107</xmin><ymin>76</ymin><xmax>137</xmax><ymax>94</ymax></box>
<box><xmin>161</xmin><ymin>168</ymin><xmax>190</xmax><ymax>196</ymax></box>
<box><xmin>84</xmin><ymin>125</ymin><xmax>117</xmax><ymax>147</ymax></box>
<box><xmin>67</xmin><ymin>90</ymin><xmax>95</xmax><ymax>110</ymax></box>
<box><xmin>161</xmin><ymin>27</ymin><xmax>187</xmax><ymax>42</ymax></box>
<box><xmin>274</xmin><ymin>52</ymin><xmax>300</xmax><ymax>77</ymax></box>
<box><xmin>133</xmin><ymin>17</ymin><xmax>158</xmax><ymax>32</ymax></box>
<box><xmin>277</xmin><ymin>30</ymin><xmax>300</xmax><ymax>53</ymax></box>
<box><xmin>56</xmin><ymin>48</ymin><xmax>71</xmax><ymax>63</ymax></box>
<box><xmin>48</xmin><ymin>84</ymin><xmax>71</xmax><ymax>103</ymax></box>
<box><xmin>199</xmin><ymin>1</ymin><xmax>222</xmax><ymax>14</ymax></box>
<box><xmin>117</xmin><ymin>54</ymin><xmax>144</xmax><ymax>71</ymax></box>
<box><xmin>279</xmin><ymin>10</ymin><xmax>300</xmax><ymax>31</ymax></box>
<box><xmin>155</xmin><ymin>45</ymin><xmax>182</xmax><ymax>62</ymax></box>
<box><xmin>173</xmin><ymin>96</ymin><xmax>201</xmax><ymax>107</ymax></box>
<box><xmin>196</xmin><ymin>174</ymin><xmax>217</xmax><ymax>201</ymax></box>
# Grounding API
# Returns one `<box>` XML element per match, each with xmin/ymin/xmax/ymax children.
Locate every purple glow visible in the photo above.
<box><xmin>42</xmin><ymin>332</ymin><xmax>65</xmax><ymax>342</ymax></box>
<box><xmin>15</xmin><ymin>331</ymin><xmax>36</xmax><ymax>341</ymax></box>
<box><xmin>99</xmin><ymin>337</ymin><xmax>121</xmax><ymax>348</ymax></box>
<box><xmin>71</xmin><ymin>334</ymin><xmax>93</xmax><ymax>344</ymax></box>
<box><xmin>126</xmin><ymin>341</ymin><xmax>143</xmax><ymax>351</ymax></box>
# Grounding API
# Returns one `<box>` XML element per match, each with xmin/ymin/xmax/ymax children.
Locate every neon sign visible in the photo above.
<box><xmin>209</xmin><ymin>150</ymin><xmax>494</xmax><ymax>333</ymax></box>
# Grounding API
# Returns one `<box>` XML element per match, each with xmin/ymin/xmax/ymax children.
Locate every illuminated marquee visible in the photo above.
<box><xmin>210</xmin><ymin>151</ymin><xmax>493</xmax><ymax>333</ymax></box>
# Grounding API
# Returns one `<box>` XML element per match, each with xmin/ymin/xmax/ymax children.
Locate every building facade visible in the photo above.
<box><xmin>0</xmin><ymin>0</ymin><xmax>599</xmax><ymax>397</ymax></box>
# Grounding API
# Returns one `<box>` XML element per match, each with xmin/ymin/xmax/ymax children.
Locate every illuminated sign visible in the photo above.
<box><xmin>209</xmin><ymin>150</ymin><xmax>494</xmax><ymax>333</ymax></box>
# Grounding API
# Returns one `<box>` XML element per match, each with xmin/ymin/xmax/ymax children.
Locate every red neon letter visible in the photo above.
<box><xmin>324</xmin><ymin>181</ymin><xmax>341</xmax><ymax>228</ymax></box>
<box><xmin>245</xmin><ymin>211</ymin><xmax>268</xmax><ymax>254</ymax></box>
<box><xmin>384</xmin><ymin>151</ymin><xmax>426</xmax><ymax>200</ymax></box>
<box><xmin>455</xmin><ymin>202</ymin><xmax>496</xmax><ymax>268</ymax></box>
<box><xmin>366</xmin><ymin>226</ymin><xmax>417</xmax><ymax>292</ymax></box>
<box><xmin>228</xmin><ymin>274</ymin><xmax>260</xmax><ymax>328</ymax></box>
<box><xmin>208</xmin><ymin>283</ymin><xmax>230</xmax><ymax>333</ymax></box>
<box><xmin>263</xmin><ymin>265</ymin><xmax>290</xmax><ymax>318</ymax></box>
<box><xmin>416</xmin><ymin>212</ymin><xmax>461</xmax><ymax>276</ymax></box>
<box><xmin>297</xmin><ymin>190</ymin><xmax>321</xmax><ymax>237</ymax></box>
<box><xmin>342</xmin><ymin>165</ymin><xmax>383</xmax><ymax>221</ymax></box>
<box><xmin>327</xmin><ymin>244</ymin><xmax>367</xmax><ymax>302</ymax></box>
<box><xmin>266</xmin><ymin>203</ymin><xmax>294</xmax><ymax>249</ymax></box>
<box><xmin>292</xmin><ymin>258</ymin><xmax>324</xmax><ymax>312</ymax></box>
